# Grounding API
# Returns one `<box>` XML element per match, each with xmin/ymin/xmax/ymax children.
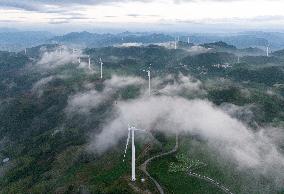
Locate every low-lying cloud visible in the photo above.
<box><xmin>66</xmin><ymin>74</ymin><xmax>145</xmax><ymax>114</ymax></box>
<box><xmin>90</xmin><ymin>95</ymin><xmax>284</xmax><ymax>185</ymax></box>
<box><xmin>36</xmin><ymin>47</ymin><xmax>81</xmax><ymax>69</ymax></box>
<box><xmin>154</xmin><ymin>74</ymin><xmax>205</xmax><ymax>96</ymax></box>
<box><xmin>31</xmin><ymin>76</ymin><xmax>54</xmax><ymax>97</ymax></box>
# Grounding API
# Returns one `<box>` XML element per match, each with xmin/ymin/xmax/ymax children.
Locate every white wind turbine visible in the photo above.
<box><xmin>88</xmin><ymin>56</ymin><xmax>91</xmax><ymax>70</ymax></box>
<box><xmin>123</xmin><ymin>125</ymin><xmax>146</xmax><ymax>182</ymax></box>
<box><xmin>143</xmin><ymin>64</ymin><xmax>151</xmax><ymax>96</ymax></box>
<box><xmin>99</xmin><ymin>57</ymin><xmax>103</xmax><ymax>79</ymax></box>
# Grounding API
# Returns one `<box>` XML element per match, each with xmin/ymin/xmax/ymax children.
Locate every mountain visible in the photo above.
<box><xmin>49</xmin><ymin>31</ymin><xmax>174</xmax><ymax>48</ymax></box>
<box><xmin>180</xmin><ymin>34</ymin><xmax>269</xmax><ymax>49</ymax></box>
<box><xmin>272</xmin><ymin>49</ymin><xmax>284</xmax><ymax>57</ymax></box>
<box><xmin>0</xmin><ymin>28</ymin><xmax>19</xmax><ymax>33</ymax></box>
<box><xmin>0</xmin><ymin>31</ymin><xmax>54</xmax><ymax>51</ymax></box>
<box><xmin>0</xmin><ymin>41</ymin><xmax>283</xmax><ymax>194</ymax></box>
<box><xmin>238</xmin><ymin>47</ymin><xmax>265</xmax><ymax>56</ymax></box>
<box><xmin>201</xmin><ymin>41</ymin><xmax>237</xmax><ymax>52</ymax></box>
<box><xmin>181</xmin><ymin>31</ymin><xmax>284</xmax><ymax>50</ymax></box>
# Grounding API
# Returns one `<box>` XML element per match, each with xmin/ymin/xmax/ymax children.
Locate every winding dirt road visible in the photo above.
<box><xmin>140</xmin><ymin>134</ymin><xmax>179</xmax><ymax>194</ymax></box>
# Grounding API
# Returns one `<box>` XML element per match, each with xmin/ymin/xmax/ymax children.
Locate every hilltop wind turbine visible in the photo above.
<box><xmin>88</xmin><ymin>56</ymin><xmax>91</xmax><ymax>70</ymax></box>
<box><xmin>266</xmin><ymin>46</ymin><xmax>270</xmax><ymax>57</ymax></box>
<box><xmin>143</xmin><ymin>64</ymin><xmax>151</xmax><ymax>96</ymax></box>
<box><xmin>123</xmin><ymin>125</ymin><xmax>146</xmax><ymax>182</ymax></box>
<box><xmin>187</xmin><ymin>37</ymin><xmax>190</xmax><ymax>45</ymax></box>
<box><xmin>99</xmin><ymin>58</ymin><xmax>103</xmax><ymax>79</ymax></box>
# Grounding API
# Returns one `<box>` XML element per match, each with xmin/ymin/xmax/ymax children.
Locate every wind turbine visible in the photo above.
<box><xmin>72</xmin><ymin>48</ymin><xmax>76</xmax><ymax>55</ymax></box>
<box><xmin>99</xmin><ymin>58</ymin><xmax>103</xmax><ymax>79</ymax></box>
<box><xmin>266</xmin><ymin>46</ymin><xmax>269</xmax><ymax>57</ymax></box>
<box><xmin>187</xmin><ymin>37</ymin><xmax>190</xmax><ymax>45</ymax></box>
<box><xmin>123</xmin><ymin>125</ymin><xmax>146</xmax><ymax>182</ymax></box>
<box><xmin>174</xmin><ymin>37</ymin><xmax>177</xmax><ymax>50</ymax></box>
<box><xmin>88</xmin><ymin>56</ymin><xmax>91</xmax><ymax>70</ymax></box>
<box><xmin>143</xmin><ymin>64</ymin><xmax>151</xmax><ymax>96</ymax></box>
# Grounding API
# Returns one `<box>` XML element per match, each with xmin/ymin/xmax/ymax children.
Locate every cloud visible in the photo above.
<box><xmin>0</xmin><ymin>0</ymin><xmax>72</xmax><ymax>14</ymax></box>
<box><xmin>89</xmin><ymin>95</ymin><xmax>284</xmax><ymax>185</ymax></box>
<box><xmin>220</xmin><ymin>103</ymin><xmax>256</xmax><ymax>124</ymax></box>
<box><xmin>48</xmin><ymin>20</ymin><xmax>70</xmax><ymax>25</ymax></box>
<box><xmin>36</xmin><ymin>46</ymin><xmax>81</xmax><ymax>69</ymax></box>
<box><xmin>32</xmin><ymin>76</ymin><xmax>54</xmax><ymax>97</ymax></box>
<box><xmin>65</xmin><ymin>74</ymin><xmax>145</xmax><ymax>114</ymax></box>
<box><xmin>65</xmin><ymin>73</ymin><xmax>205</xmax><ymax>115</ymax></box>
<box><xmin>153</xmin><ymin>74</ymin><xmax>206</xmax><ymax>96</ymax></box>
<box><xmin>0</xmin><ymin>0</ymin><xmax>256</xmax><ymax>13</ymax></box>
<box><xmin>0</xmin><ymin>0</ymin><xmax>143</xmax><ymax>12</ymax></box>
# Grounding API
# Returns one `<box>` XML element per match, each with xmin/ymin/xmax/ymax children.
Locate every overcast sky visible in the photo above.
<box><xmin>1</xmin><ymin>0</ymin><xmax>284</xmax><ymax>32</ymax></box>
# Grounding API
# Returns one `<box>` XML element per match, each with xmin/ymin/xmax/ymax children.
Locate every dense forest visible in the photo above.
<box><xmin>0</xmin><ymin>41</ymin><xmax>283</xmax><ymax>193</ymax></box>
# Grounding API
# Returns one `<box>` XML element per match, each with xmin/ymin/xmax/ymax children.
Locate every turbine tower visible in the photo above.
<box><xmin>88</xmin><ymin>56</ymin><xmax>91</xmax><ymax>70</ymax></box>
<box><xmin>147</xmin><ymin>70</ymin><xmax>151</xmax><ymax>96</ymax></box>
<box><xmin>174</xmin><ymin>37</ymin><xmax>177</xmax><ymax>50</ymax></box>
<box><xmin>143</xmin><ymin>65</ymin><xmax>151</xmax><ymax>96</ymax></box>
<box><xmin>266</xmin><ymin>46</ymin><xmax>269</xmax><ymax>57</ymax></box>
<box><xmin>100</xmin><ymin>58</ymin><xmax>103</xmax><ymax>79</ymax></box>
<box><xmin>187</xmin><ymin>37</ymin><xmax>190</xmax><ymax>45</ymax></box>
<box><xmin>123</xmin><ymin>125</ymin><xmax>145</xmax><ymax>182</ymax></box>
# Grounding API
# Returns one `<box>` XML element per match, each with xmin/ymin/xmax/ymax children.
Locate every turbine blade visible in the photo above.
<box><xmin>123</xmin><ymin>130</ymin><xmax>131</xmax><ymax>162</ymax></box>
<box><xmin>134</xmin><ymin>128</ymin><xmax>146</xmax><ymax>132</ymax></box>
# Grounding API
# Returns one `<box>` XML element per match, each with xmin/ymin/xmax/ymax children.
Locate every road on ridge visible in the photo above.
<box><xmin>140</xmin><ymin>134</ymin><xmax>234</xmax><ymax>194</ymax></box>
<box><xmin>140</xmin><ymin>134</ymin><xmax>179</xmax><ymax>194</ymax></box>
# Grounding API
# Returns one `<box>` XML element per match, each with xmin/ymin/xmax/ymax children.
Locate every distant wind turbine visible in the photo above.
<box><xmin>143</xmin><ymin>64</ymin><xmax>151</xmax><ymax>96</ymax></box>
<box><xmin>266</xmin><ymin>46</ymin><xmax>270</xmax><ymax>57</ymax></box>
<box><xmin>88</xmin><ymin>56</ymin><xmax>91</xmax><ymax>70</ymax></box>
<box><xmin>100</xmin><ymin>58</ymin><xmax>103</xmax><ymax>79</ymax></box>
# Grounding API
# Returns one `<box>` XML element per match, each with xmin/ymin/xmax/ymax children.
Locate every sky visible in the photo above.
<box><xmin>1</xmin><ymin>0</ymin><xmax>284</xmax><ymax>32</ymax></box>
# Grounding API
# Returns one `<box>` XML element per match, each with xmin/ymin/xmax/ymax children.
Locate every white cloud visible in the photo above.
<box><xmin>154</xmin><ymin>73</ymin><xmax>205</xmax><ymax>96</ymax></box>
<box><xmin>65</xmin><ymin>74</ymin><xmax>145</xmax><ymax>114</ymax></box>
<box><xmin>31</xmin><ymin>76</ymin><xmax>54</xmax><ymax>97</ymax></box>
<box><xmin>36</xmin><ymin>47</ymin><xmax>80</xmax><ymax>69</ymax></box>
<box><xmin>1</xmin><ymin>0</ymin><xmax>284</xmax><ymax>29</ymax></box>
<box><xmin>89</xmin><ymin>95</ymin><xmax>284</xmax><ymax>185</ymax></box>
